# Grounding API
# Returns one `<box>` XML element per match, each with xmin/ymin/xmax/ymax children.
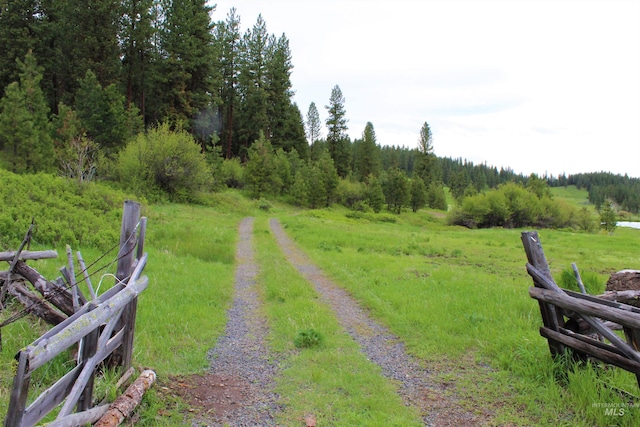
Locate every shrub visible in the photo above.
<box><xmin>113</xmin><ymin>124</ymin><xmax>212</xmax><ymax>202</ymax></box>
<box><xmin>337</xmin><ymin>179</ymin><xmax>365</xmax><ymax>208</ymax></box>
<box><xmin>0</xmin><ymin>169</ymin><xmax>133</xmax><ymax>250</ymax></box>
<box><xmin>221</xmin><ymin>158</ymin><xmax>244</xmax><ymax>189</ymax></box>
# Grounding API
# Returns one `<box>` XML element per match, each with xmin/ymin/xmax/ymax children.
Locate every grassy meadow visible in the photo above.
<box><xmin>2</xmin><ymin>186</ymin><xmax>640</xmax><ymax>426</ymax></box>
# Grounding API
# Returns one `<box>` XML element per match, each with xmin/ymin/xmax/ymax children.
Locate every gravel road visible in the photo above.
<box><xmin>184</xmin><ymin>217</ymin><xmax>489</xmax><ymax>426</ymax></box>
<box><xmin>200</xmin><ymin>217</ymin><xmax>280</xmax><ymax>426</ymax></box>
<box><xmin>269</xmin><ymin>218</ymin><xmax>486</xmax><ymax>426</ymax></box>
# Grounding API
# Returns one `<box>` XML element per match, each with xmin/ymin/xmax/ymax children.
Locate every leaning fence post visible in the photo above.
<box><xmin>521</xmin><ymin>231</ymin><xmax>568</xmax><ymax>358</ymax></box>
<box><xmin>5</xmin><ymin>350</ymin><xmax>30</xmax><ymax>427</ymax></box>
<box><xmin>114</xmin><ymin>201</ymin><xmax>141</xmax><ymax>371</ymax></box>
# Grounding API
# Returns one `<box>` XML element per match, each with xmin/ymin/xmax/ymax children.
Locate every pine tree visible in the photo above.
<box><xmin>215</xmin><ymin>8</ymin><xmax>242</xmax><ymax>158</ymax></box>
<box><xmin>306</xmin><ymin>102</ymin><xmax>322</xmax><ymax>145</ymax></box>
<box><xmin>154</xmin><ymin>0</ymin><xmax>215</xmax><ymax>127</ymax></box>
<box><xmin>0</xmin><ymin>0</ymin><xmax>44</xmax><ymax>95</ymax></box>
<box><xmin>384</xmin><ymin>168</ymin><xmax>410</xmax><ymax>214</ymax></box>
<box><xmin>0</xmin><ymin>51</ymin><xmax>54</xmax><ymax>173</ymax></box>
<box><xmin>238</xmin><ymin>14</ymin><xmax>270</xmax><ymax>149</ymax></box>
<box><xmin>599</xmin><ymin>200</ymin><xmax>617</xmax><ymax>235</ymax></box>
<box><xmin>410</xmin><ymin>177</ymin><xmax>427</xmax><ymax>212</ymax></box>
<box><xmin>267</xmin><ymin>33</ymin><xmax>294</xmax><ymax>151</ymax></box>
<box><xmin>325</xmin><ymin>85</ymin><xmax>350</xmax><ymax>177</ymax></box>
<box><xmin>414</xmin><ymin>121</ymin><xmax>440</xmax><ymax>185</ymax></box>
<box><xmin>121</xmin><ymin>0</ymin><xmax>156</xmax><ymax>120</ymax></box>
<box><xmin>244</xmin><ymin>132</ymin><xmax>278</xmax><ymax>198</ymax></box>
<box><xmin>355</xmin><ymin>122</ymin><xmax>381</xmax><ymax>181</ymax></box>
<box><xmin>75</xmin><ymin>70</ymin><xmax>142</xmax><ymax>154</ymax></box>
<box><xmin>282</xmin><ymin>103</ymin><xmax>309</xmax><ymax>159</ymax></box>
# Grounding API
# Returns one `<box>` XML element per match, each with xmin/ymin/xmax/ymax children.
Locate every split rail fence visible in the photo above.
<box><xmin>3</xmin><ymin>200</ymin><xmax>148</xmax><ymax>427</ymax></box>
<box><xmin>522</xmin><ymin>231</ymin><xmax>640</xmax><ymax>387</ymax></box>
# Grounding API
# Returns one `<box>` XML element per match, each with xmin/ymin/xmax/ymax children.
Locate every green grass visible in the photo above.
<box><xmin>3</xmin><ymin>189</ymin><xmax>640</xmax><ymax>425</ymax></box>
<box><xmin>277</xmin><ymin>206</ymin><xmax>640</xmax><ymax>425</ymax></box>
<box><xmin>253</xmin><ymin>217</ymin><xmax>422</xmax><ymax>426</ymax></box>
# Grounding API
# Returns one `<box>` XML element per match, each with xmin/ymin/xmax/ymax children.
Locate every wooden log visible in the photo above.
<box><xmin>529</xmin><ymin>285</ymin><xmax>640</xmax><ymax>363</ymax></box>
<box><xmin>14</xmin><ymin>260</ymin><xmax>75</xmax><ymax>316</ymax></box>
<box><xmin>7</xmin><ymin>281</ymin><xmax>66</xmax><ymax>326</ymax></box>
<box><xmin>597</xmin><ymin>289</ymin><xmax>640</xmax><ymax>305</ymax></box>
<box><xmin>42</xmin><ymin>404</ymin><xmax>109</xmax><ymax>427</ymax></box>
<box><xmin>94</xmin><ymin>370</ymin><xmax>156</xmax><ymax>427</ymax></box>
<box><xmin>0</xmin><ymin>250</ymin><xmax>58</xmax><ymax>261</ymax></box>
<box><xmin>540</xmin><ymin>327</ymin><xmax>640</xmax><ymax>377</ymax></box>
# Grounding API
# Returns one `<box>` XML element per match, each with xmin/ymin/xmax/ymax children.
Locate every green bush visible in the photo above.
<box><xmin>337</xmin><ymin>179</ymin><xmax>365</xmax><ymax>208</ymax></box>
<box><xmin>113</xmin><ymin>123</ymin><xmax>212</xmax><ymax>202</ymax></box>
<box><xmin>0</xmin><ymin>169</ymin><xmax>134</xmax><ymax>250</ymax></box>
<box><xmin>221</xmin><ymin>158</ymin><xmax>244</xmax><ymax>189</ymax></box>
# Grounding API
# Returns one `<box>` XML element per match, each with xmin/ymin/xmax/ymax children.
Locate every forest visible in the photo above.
<box><xmin>1</xmin><ymin>0</ymin><xmax>638</xmax><ymax>225</ymax></box>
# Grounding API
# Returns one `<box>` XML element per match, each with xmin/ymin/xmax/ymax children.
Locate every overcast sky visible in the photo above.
<box><xmin>212</xmin><ymin>0</ymin><xmax>640</xmax><ymax>178</ymax></box>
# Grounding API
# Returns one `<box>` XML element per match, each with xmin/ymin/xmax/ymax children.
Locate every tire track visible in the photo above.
<box><xmin>202</xmin><ymin>217</ymin><xmax>279</xmax><ymax>426</ymax></box>
<box><xmin>269</xmin><ymin>218</ymin><xmax>485</xmax><ymax>426</ymax></box>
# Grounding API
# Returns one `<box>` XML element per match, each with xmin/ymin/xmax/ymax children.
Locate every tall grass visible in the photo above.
<box><xmin>277</xmin><ymin>206</ymin><xmax>640</xmax><ymax>425</ymax></box>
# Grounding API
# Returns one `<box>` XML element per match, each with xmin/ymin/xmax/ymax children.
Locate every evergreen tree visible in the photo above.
<box><xmin>282</xmin><ymin>102</ymin><xmax>309</xmax><ymax>159</ymax></box>
<box><xmin>266</xmin><ymin>33</ymin><xmax>295</xmax><ymax>150</ymax></box>
<box><xmin>410</xmin><ymin>177</ymin><xmax>427</xmax><ymax>213</ymax></box>
<box><xmin>215</xmin><ymin>8</ymin><xmax>242</xmax><ymax>158</ymax></box>
<box><xmin>599</xmin><ymin>200</ymin><xmax>617</xmax><ymax>235</ymax></box>
<box><xmin>0</xmin><ymin>51</ymin><xmax>54</xmax><ymax>173</ymax></box>
<box><xmin>414</xmin><ymin>121</ymin><xmax>440</xmax><ymax>185</ymax></box>
<box><xmin>365</xmin><ymin>176</ymin><xmax>385</xmax><ymax>213</ymax></box>
<box><xmin>121</xmin><ymin>0</ymin><xmax>156</xmax><ymax>121</ymax></box>
<box><xmin>355</xmin><ymin>122</ymin><xmax>381</xmax><ymax>181</ymax></box>
<box><xmin>384</xmin><ymin>168</ymin><xmax>410</xmax><ymax>214</ymax></box>
<box><xmin>292</xmin><ymin>167</ymin><xmax>310</xmax><ymax>206</ymax></box>
<box><xmin>306</xmin><ymin>101</ymin><xmax>322</xmax><ymax>145</ymax></box>
<box><xmin>153</xmin><ymin>0</ymin><xmax>215</xmax><ymax>127</ymax></box>
<box><xmin>0</xmin><ymin>0</ymin><xmax>44</xmax><ymax>95</ymax></box>
<box><xmin>244</xmin><ymin>132</ymin><xmax>278</xmax><ymax>198</ymax></box>
<box><xmin>325</xmin><ymin>84</ymin><xmax>350</xmax><ymax>177</ymax></box>
<box><xmin>317</xmin><ymin>149</ymin><xmax>339</xmax><ymax>207</ymax></box>
<box><xmin>75</xmin><ymin>70</ymin><xmax>142</xmax><ymax>154</ymax></box>
<box><xmin>237</xmin><ymin>14</ymin><xmax>270</xmax><ymax>151</ymax></box>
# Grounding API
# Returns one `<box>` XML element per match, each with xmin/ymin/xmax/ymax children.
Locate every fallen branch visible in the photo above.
<box><xmin>14</xmin><ymin>260</ymin><xmax>75</xmax><ymax>316</ymax></box>
<box><xmin>7</xmin><ymin>281</ymin><xmax>66</xmax><ymax>326</ymax></box>
<box><xmin>94</xmin><ymin>370</ymin><xmax>156</xmax><ymax>427</ymax></box>
<box><xmin>0</xmin><ymin>250</ymin><xmax>58</xmax><ymax>262</ymax></box>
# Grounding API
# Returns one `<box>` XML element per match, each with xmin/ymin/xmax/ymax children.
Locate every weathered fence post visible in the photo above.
<box><xmin>521</xmin><ymin>231</ymin><xmax>568</xmax><ymax>358</ymax></box>
<box><xmin>115</xmin><ymin>200</ymin><xmax>141</xmax><ymax>371</ymax></box>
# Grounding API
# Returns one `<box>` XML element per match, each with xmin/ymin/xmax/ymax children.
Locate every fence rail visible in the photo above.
<box><xmin>522</xmin><ymin>230</ymin><xmax>640</xmax><ymax>387</ymax></box>
<box><xmin>4</xmin><ymin>201</ymin><xmax>148</xmax><ymax>427</ymax></box>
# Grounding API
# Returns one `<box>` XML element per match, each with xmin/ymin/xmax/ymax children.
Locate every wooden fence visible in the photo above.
<box><xmin>522</xmin><ymin>231</ymin><xmax>640</xmax><ymax>387</ymax></box>
<box><xmin>4</xmin><ymin>200</ymin><xmax>148</xmax><ymax>427</ymax></box>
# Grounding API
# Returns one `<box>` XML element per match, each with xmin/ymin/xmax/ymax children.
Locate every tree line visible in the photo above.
<box><xmin>1</xmin><ymin>1</ymin><xmax>637</xmax><ymax>225</ymax></box>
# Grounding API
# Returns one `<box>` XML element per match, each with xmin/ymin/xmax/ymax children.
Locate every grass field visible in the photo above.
<box><xmin>2</xmin><ymin>186</ymin><xmax>640</xmax><ymax>425</ymax></box>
